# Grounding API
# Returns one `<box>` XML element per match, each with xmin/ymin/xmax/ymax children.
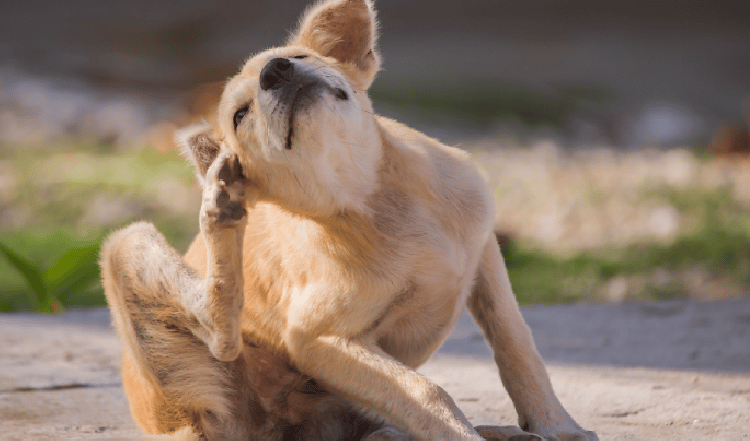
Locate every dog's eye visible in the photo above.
<box><xmin>292</xmin><ymin>55</ymin><xmax>308</xmax><ymax>59</ymax></box>
<box><xmin>333</xmin><ymin>88</ymin><xmax>349</xmax><ymax>101</ymax></box>
<box><xmin>233</xmin><ymin>105</ymin><xmax>249</xmax><ymax>131</ymax></box>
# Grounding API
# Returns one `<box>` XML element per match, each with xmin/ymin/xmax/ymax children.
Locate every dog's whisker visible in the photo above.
<box><xmin>293</xmin><ymin>172</ymin><xmax>312</xmax><ymax>201</ymax></box>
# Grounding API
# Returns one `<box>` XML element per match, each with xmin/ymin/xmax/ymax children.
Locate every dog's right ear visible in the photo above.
<box><xmin>290</xmin><ymin>0</ymin><xmax>380</xmax><ymax>90</ymax></box>
<box><xmin>175</xmin><ymin>121</ymin><xmax>221</xmax><ymax>185</ymax></box>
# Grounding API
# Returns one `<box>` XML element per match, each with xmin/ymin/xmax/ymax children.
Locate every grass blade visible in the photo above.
<box><xmin>45</xmin><ymin>243</ymin><xmax>101</xmax><ymax>303</ymax></box>
<box><xmin>0</xmin><ymin>242</ymin><xmax>62</xmax><ymax>313</ymax></box>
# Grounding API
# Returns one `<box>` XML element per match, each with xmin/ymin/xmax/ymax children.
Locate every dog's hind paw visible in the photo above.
<box><xmin>362</xmin><ymin>426</ymin><xmax>415</xmax><ymax>441</ymax></box>
<box><xmin>201</xmin><ymin>153</ymin><xmax>247</xmax><ymax>227</ymax></box>
<box><xmin>206</xmin><ymin>329</ymin><xmax>243</xmax><ymax>362</ymax></box>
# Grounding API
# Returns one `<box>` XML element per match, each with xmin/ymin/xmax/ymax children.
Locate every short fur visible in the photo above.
<box><xmin>101</xmin><ymin>1</ymin><xmax>598</xmax><ymax>440</ymax></box>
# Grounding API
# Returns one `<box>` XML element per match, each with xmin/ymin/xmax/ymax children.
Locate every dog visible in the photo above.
<box><xmin>100</xmin><ymin>1</ymin><xmax>598</xmax><ymax>440</ymax></box>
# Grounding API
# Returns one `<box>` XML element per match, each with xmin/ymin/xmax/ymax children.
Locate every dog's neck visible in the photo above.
<box><xmin>245</xmin><ymin>117</ymin><xmax>384</xmax><ymax>219</ymax></box>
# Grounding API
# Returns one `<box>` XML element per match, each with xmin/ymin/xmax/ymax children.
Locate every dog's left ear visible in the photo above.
<box><xmin>290</xmin><ymin>0</ymin><xmax>380</xmax><ymax>89</ymax></box>
<box><xmin>175</xmin><ymin>121</ymin><xmax>221</xmax><ymax>186</ymax></box>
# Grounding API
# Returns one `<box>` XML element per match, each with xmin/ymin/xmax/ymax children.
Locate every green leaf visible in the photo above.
<box><xmin>45</xmin><ymin>244</ymin><xmax>101</xmax><ymax>303</ymax></box>
<box><xmin>0</xmin><ymin>295</ymin><xmax>18</xmax><ymax>313</ymax></box>
<box><xmin>0</xmin><ymin>242</ymin><xmax>60</xmax><ymax>313</ymax></box>
<box><xmin>36</xmin><ymin>296</ymin><xmax>64</xmax><ymax>314</ymax></box>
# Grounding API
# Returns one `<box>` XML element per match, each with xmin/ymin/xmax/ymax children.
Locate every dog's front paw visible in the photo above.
<box><xmin>537</xmin><ymin>429</ymin><xmax>598</xmax><ymax>441</ymax></box>
<box><xmin>362</xmin><ymin>426</ymin><xmax>415</xmax><ymax>441</ymax></box>
<box><xmin>476</xmin><ymin>424</ymin><xmax>597</xmax><ymax>441</ymax></box>
<box><xmin>475</xmin><ymin>425</ymin><xmax>542</xmax><ymax>441</ymax></box>
<box><xmin>201</xmin><ymin>153</ymin><xmax>247</xmax><ymax>228</ymax></box>
<box><xmin>522</xmin><ymin>424</ymin><xmax>598</xmax><ymax>441</ymax></box>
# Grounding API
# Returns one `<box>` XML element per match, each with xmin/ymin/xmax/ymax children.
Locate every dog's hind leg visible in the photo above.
<box><xmin>101</xmin><ymin>221</ymin><xmax>248</xmax><ymax>439</ymax></box>
<box><xmin>361</xmin><ymin>425</ymin><xmax>415</xmax><ymax>440</ymax></box>
<box><xmin>101</xmin><ymin>221</ymin><xmax>357</xmax><ymax>440</ymax></box>
<box><xmin>467</xmin><ymin>239</ymin><xmax>598</xmax><ymax>441</ymax></box>
<box><xmin>100</xmin><ymin>152</ymin><xmax>253</xmax><ymax>438</ymax></box>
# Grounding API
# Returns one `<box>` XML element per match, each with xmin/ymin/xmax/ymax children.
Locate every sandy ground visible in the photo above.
<box><xmin>1</xmin><ymin>301</ymin><xmax>749</xmax><ymax>440</ymax></box>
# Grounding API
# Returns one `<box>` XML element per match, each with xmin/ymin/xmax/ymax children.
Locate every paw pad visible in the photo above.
<box><xmin>202</xmin><ymin>154</ymin><xmax>248</xmax><ymax>226</ymax></box>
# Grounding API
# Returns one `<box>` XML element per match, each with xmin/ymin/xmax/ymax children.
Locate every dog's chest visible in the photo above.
<box><xmin>243</xmin><ymin>201</ymin><xmax>482</xmax><ymax>359</ymax></box>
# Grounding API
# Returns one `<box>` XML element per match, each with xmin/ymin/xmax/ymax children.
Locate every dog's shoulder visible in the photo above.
<box><xmin>375</xmin><ymin>116</ymin><xmax>487</xmax><ymax>194</ymax></box>
<box><xmin>375</xmin><ymin>116</ymin><xmax>495</xmax><ymax>234</ymax></box>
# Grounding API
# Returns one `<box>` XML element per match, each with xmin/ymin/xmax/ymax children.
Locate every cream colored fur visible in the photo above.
<box><xmin>101</xmin><ymin>1</ymin><xmax>598</xmax><ymax>440</ymax></box>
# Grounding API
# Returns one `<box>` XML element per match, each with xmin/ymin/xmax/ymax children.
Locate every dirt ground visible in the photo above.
<box><xmin>1</xmin><ymin>301</ymin><xmax>748</xmax><ymax>440</ymax></box>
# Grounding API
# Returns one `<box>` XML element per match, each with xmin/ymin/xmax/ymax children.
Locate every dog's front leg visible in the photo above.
<box><xmin>467</xmin><ymin>239</ymin><xmax>598</xmax><ymax>441</ymax></box>
<box><xmin>185</xmin><ymin>152</ymin><xmax>249</xmax><ymax>362</ymax></box>
<box><xmin>286</xmin><ymin>332</ymin><xmax>483</xmax><ymax>441</ymax></box>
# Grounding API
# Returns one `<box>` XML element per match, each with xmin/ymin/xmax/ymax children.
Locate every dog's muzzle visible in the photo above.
<box><xmin>259</xmin><ymin>57</ymin><xmax>350</xmax><ymax>150</ymax></box>
<box><xmin>260</xmin><ymin>58</ymin><xmax>294</xmax><ymax>91</ymax></box>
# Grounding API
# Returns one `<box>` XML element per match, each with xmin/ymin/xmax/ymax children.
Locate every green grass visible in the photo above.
<box><xmin>0</xmin><ymin>228</ymin><xmax>105</xmax><ymax>312</ymax></box>
<box><xmin>2</xmin><ymin>138</ymin><xmax>750</xmax><ymax>312</ymax></box>
<box><xmin>506</xmin><ymin>211</ymin><xmax>750</xmax><ymax>304</ymax></box>
<box><xmin>0</xmin><ymin>143</ymin><xmax>200</xmax><ymax>313</ymax></box>
<box><xmin>7</xmin><ymin>218</ymin><xmax>744</xmax><ymax>312</ymax></box>
<box><xmin>0</xmin><ymin>222</ymin><xmax>198</xmax><ymax>313</ymax></box>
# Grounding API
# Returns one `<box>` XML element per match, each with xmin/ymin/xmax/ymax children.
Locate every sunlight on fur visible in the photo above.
<box><xmin>101</xmin><ymin>1</ymin><xmax>598</xmax><ymax>440</ymax></box>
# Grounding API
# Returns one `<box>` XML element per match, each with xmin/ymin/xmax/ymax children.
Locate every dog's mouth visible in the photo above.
<box><xmin>281</xmin><ymin>82</ymin><xmax>349</xmax><ymax>151</ymax></box>
<box><xmin>284</xmin><ymin>83</ymin><xmax>319</xmax><ymax>151</ymax></box>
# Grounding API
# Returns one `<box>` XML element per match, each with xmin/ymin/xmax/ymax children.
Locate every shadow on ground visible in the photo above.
<box><xmin>444</xmin><ymin>299</ymin><xmax>750</xmax><ymax>374</ymax></box>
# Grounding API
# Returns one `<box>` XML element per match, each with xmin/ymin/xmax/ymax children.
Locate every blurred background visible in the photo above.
<box><xmin>1</xmin><ymin>0</ymin><xmax>750</xmax><ymax>312</ymax></box>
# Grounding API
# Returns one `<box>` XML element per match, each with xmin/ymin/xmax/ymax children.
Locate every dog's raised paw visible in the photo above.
<box><xmin>217</xmin><ymin>153</ymin><xmax>243</xmax><ymax>186</ymax></box>
<box><xmin>202</xmin><ymin>154</ymin><xmax>247</xmax><ymax>226</ymax></box>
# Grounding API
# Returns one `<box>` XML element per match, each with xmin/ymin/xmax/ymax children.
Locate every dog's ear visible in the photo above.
<box><xmin>290</xmin><ymin>0</ymin><xmax>380</xmax><ymax>89</ymax></box>
<box><xmin>175</xmin><ymin>121</ymin><xmax>221</xmax><ymax>185</ymax></box>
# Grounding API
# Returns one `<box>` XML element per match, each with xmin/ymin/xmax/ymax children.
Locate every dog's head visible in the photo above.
<box><xmin>178</xmin><ymin>0</ymin><xmax>382</xmax><ymax>215</ymax></box>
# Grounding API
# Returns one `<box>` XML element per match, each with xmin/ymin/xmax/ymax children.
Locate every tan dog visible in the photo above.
<box><xmin>100</xmin><ymin>1</ymin><xmax>598</xmax><ymax>440</ymax></box>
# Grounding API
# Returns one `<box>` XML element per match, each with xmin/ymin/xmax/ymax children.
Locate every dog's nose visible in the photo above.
<box><xmin>260</xmin><ymin>58</ymin><xmax>294</xmax><ymax>91</ymax></box>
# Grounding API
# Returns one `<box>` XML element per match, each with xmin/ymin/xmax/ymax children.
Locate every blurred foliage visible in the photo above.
<box><xmin>2</xmin><ymin>136</ymin><xmax>750</xmax><ymax>312</ymax></box>
<box><xmin>0</xmin><ymin>141</ymin><xmax>200</xmax><ymax>312</ymax></box>
<box><xmin>505</xmin><ymin>188</ymin><xmax>750</xmax><ymax>304</ymax></box>
<box><xmin>0</xmin><ymin>229</ymin><xmax>103</xmax><ymax>312</ymax></box>
<box><xmin>370</xmin><ymin>80</ymin><xmax>614</xmax><ymax>128</ymax></box>
<box><xmin>0</xmin><ymin>223</ymin><xmax>197</xmax><ymax>313</ymax></box>
<box><xmin>0</xmin><ymin>239</ymin><xmax>100</xmax><ymax>313</ymax></box>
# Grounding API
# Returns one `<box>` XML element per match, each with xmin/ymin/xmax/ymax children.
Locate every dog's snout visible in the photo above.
<box><xmin>260</xmin><ymin>58</ymin><xmax>294</xmax><ymax>91</ymax></box>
